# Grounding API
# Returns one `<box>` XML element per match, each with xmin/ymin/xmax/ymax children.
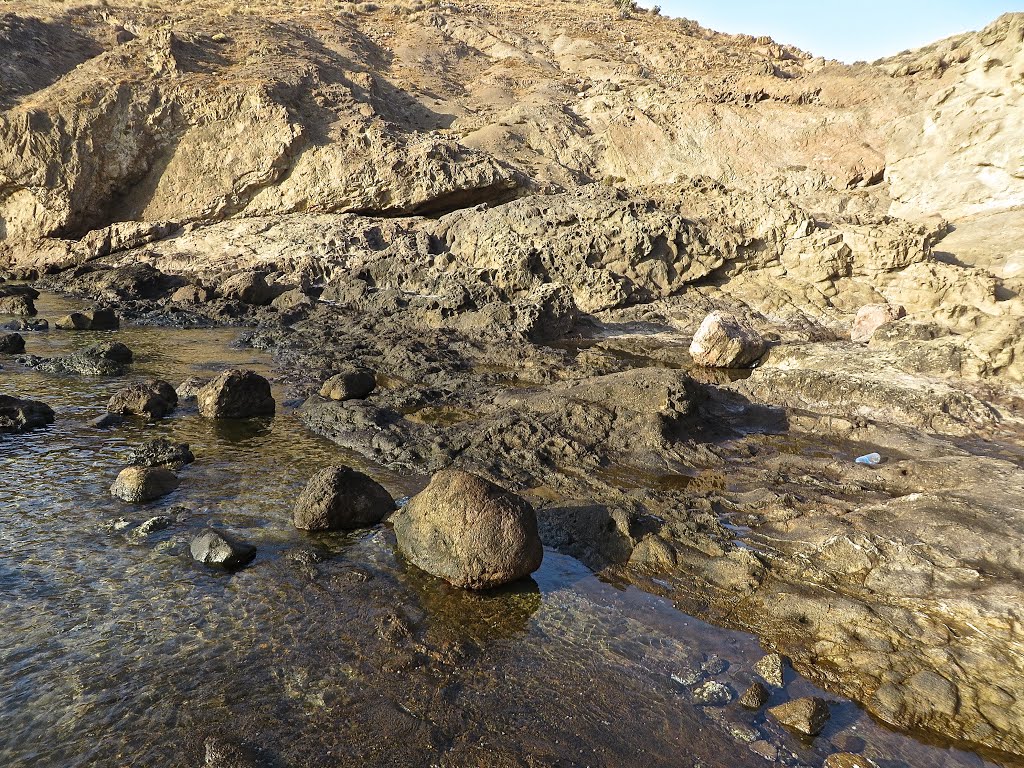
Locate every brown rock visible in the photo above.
<box><xmin>393</xmin><ymin>469</ymin><xmax>543</xmax><ymax>589</ymax></box>
<box><xmin>824</xmin><ymin>754</ymin><xmax>875</xmax><ymax>768</ymax></box>
<box><xmin>107</xmin><ymin>380</ymin><xmax>178</xmax><ymax>418</ymax></box>
<box><xmin>197</xmin><ymin>370</ymin><xmax>275</xmax><ymax>419</ymax></box>
<box><xmin>293</xmin><ymin>465</ymin><xmax>394</xmax><ymax>531</ymax></box>
<box><xmin>110</xmin><ymin>466</ymin><xmax>179</xmax><ymax>503</ymax></box>
<box><xmin>754</xmin><ymin>653</ymin><xmax>786</xmax><ymax>688</ymax></box>
<box><xmin>738</xmin><ymin>681</ymin><xmax>770</xmax><ymax>710</ymax></box>
<box><xmin>768</xmin><ymin>697</ymin><xmax>831</xmax><ymax>737</ymax></box>
<box><xmin>319</xmin><ymin>369</ymin><xmax>376</xmax><ymax>401</ymax></box>
<box><xmin>0</xmin><ymin>331</ymin><xmax>25</xmax><ymax>353</ymax></box>
<box><xmin>0</xmin><ymin>295</ymin><xmax>36</xmax><ymax>316</ymax></box>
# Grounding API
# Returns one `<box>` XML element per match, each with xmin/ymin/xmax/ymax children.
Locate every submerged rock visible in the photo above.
<box><xmin>689</xmin><ymin>311</ymin><xmax>766</xmax><ymax>368</ymax></box>
<box><xmin>851</xmin><ymin>303</ymin><xmax>907</xmax><ymax>343</ymax></box>
<box><xmin>54</xmin><ymin>308</ymin><xmax>120</xmax><ymax>331</ymax></box>
<box><xmin>1</xmin><ymin>318</ymin><xmax>48</xmax><ymax>332</ymax></box>
<box><xmin>293</xmin><ymin>465</ymin><xmax>394</xmax><ymax>531</ymax></box>
<box><xmin>392</xmin><ymin>469</ymin><xmax>543</xmax><ymax>589</ymax></box>
<box><xmin>110</xmin><ymin>466</ymin><xmax>179</xmax><ymax>503</ymax></box>
<box><xmin>197</xmin><ymin>369</ymin><xmax>275</xmax><ymax>418</ymax></box>
<box><xmin>125</xmin><ymin>438</ymin><xmax>195</xmax><ymax>468</ymax></box>
<box><xmin>0</xmin><ymin>331</ymin><xmax>25</xmax><ymax>353</ymax></box>
<box><xmin>31</xmin><ymin>341</ymin><xmax>133</xmax><ymax>376</ymax></box>
<box><xmin>107</xmin><ymin>380</ymin><xmax>178</xmax><ymax>418</ymax></box>
<box><xmin>823</xmin><ymin>754</ymin><xmax>876</xmax><ymax>768</ymax></box>
<box><xmin>191</xmin><ymin>529</ymin><xmax>257</xmax><ymax>570</ymax></box>
<box><xmin>319</xmin><ymin>368</ymin><xmax>376</xmax><ymax>401</ymax></box>
<box><xmin>768</xmin><ymin>697</ymin><xmax>831</xmax><ymax>737</ymax></box>
<box><xmin>90</xmin><ymin>413</ymin><xmax>124</xmax><ymax>430</ymax></box>
<box><xmin>0</xmin><ymin>395</ymin><xmax>55</xmax><ymax>433</ymax></box>
<box><xmin>692</xmin><ymin>680</ymin><xmax>733</xmax><ymax>706</ymax></box>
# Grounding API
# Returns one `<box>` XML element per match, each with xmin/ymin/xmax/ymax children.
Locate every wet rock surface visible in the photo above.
<box><xmin>394</xmin><ymin>470</ymin><xmax>544</xmax><ymax>590</ymax></box>
<box><xmin>768</xmin><ymin>697</ymin><xmax>832</xmax><ymax>737</ymax></box>
<box><xmin>110</xmin><ymin>466</ymin><xmax>180</xmax><ymax>503</ymax></box>
<box><xmin>107</xmin><ymin>380</ymin><xmax>178</xmax><ymax>419</ymax></box>
<box><xmin>292</xmin><ymin>465</ymin><xmax>394</xmax><ymax>531</ymax></box>
<box><xmin>0</xmin><ymin>331</ymin><xmax>25</xmax><ymax>353</ymax></box>
<box><xmin>125</xmin><ymin>438</ymin><xmax>195</xmax><ymax>469</ymax></box>
<box><xmin>0</xmin><ymin>394</ymin><xmax>54</xmax><ymax>433</ymax></box>
<box><xmin>190</xmin><ymin>529</ymin><xmax>257</xmax><ymax>571</ymax></box>
<box><xmin>198</xmin><ymin>370</ymin><xmax>275</xmax><ymax>419</ymax></box>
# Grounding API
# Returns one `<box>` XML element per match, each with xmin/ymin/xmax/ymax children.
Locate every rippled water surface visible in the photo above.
<box><xmin>1</xmin><ymin>293</ymin><xmax>1016</xmax><ymax>767</ymax></box>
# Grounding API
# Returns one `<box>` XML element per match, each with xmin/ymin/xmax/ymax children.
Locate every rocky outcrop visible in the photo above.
<box><xmin>292</xmin><ymin>466</ymin><xmax>394</xmax><ymax>531</ymax></box>
<box><xmin>197</xmin><ymin>370</ymin><xmax>275</xmax><ymax>419</ymax></box>
<box><xmin>54</xmin><ymin>308</ymin><xmax>119</xmax><ymax>330</ymax></box>
<box><xmin>393</xmin><ymin>469</ymin><xmax>543</xmax><ymax>589</ymax></box>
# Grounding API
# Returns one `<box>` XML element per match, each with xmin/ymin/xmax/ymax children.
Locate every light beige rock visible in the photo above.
<box><xmin>689</xmin><ymin>311</ymin><xmax>766</xmax><ymax>368</ymax></box>
<box><xmin>851</xmin><ymin>303</ymin><xmax>907</xmax><ymax>343</ymax></box>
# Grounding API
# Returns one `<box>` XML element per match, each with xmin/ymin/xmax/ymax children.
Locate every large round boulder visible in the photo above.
<box><xmin>110</xmin><ymin>466</ymin><xmax>179</xmax><ymax>503</ymax></box>
<box><xmin>293</xmin><ymin>465</ymin><xmax>394</xmax><ymax>531</ymax></box>
<box><xmin>107</xmin><ymin>380</ymin><xmax>178</xmax><ymax>418</ymax></box>
<box><xmin>392</xmin><ymin>469</ymin><xmax>543</xmax><ymax>590</ymax></box>
<box><xmin>197</xmin><ymin>370</ymin><xmax>275</xmax><ymax>419</ymax></box>
<box><xmin>689</xmin><ymin>311</ymin><xmax>766</xmax><ymax>368</ymax></box>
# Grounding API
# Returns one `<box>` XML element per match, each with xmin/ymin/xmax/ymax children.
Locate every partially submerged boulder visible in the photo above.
<box><xmin>0</xmin><ymin>294</ymin><xmax>36</xmax><ymax>316</ymax></box>
<box><xmin>197</xmin><ymin>370</ymin><xmax>275</xmax><ymax>419</ymax></box>
<box><xmin>190</xmin><ymin>529</ymin><xmax>257</xmax><ymax>570</ymax></box>
<box><xmin>107</xmin><ymin>380</ymin><xmax>178</xmax><ymax>418</ymax></box>
<box><xmin>768</xmin><ymin>697</ymin><xmax>831</xmax><ymax>737</ymax></box>
<box><xmin>392</xmin><ymin>469</ymin><xmax>543</xmax><ymax>589</ymax></box>
<box><xmin>110</xmin><ymin>466</ymin><xmax>180</xmax><ymax>503</ymax></box>
<box><xmin>0</xmin><ymin>394</ymin><xmax>55</xmax><ymax>433</ymax></box>
<box><xmin>851</xmin><ymin>303</ymin><xmax>907</xmax><ymax>343</ymax></box>
<box><xmin>221</xmin><ymin>272</ymin><xmax>277</xmax><ymax>306</ymax></box>
<box><xmin>319</xmin><ymin>369</ymin><xmax>376</xmax><ymax>401</ymax></box>
<box><xmin>689</xmin><ymin>311</ymin><xmax>766</xmax><ymax>368</ymax></box>
<box><xmin>31</xmin><ymin>341</ymin><xmax>133</xmax><ymax>376</ymax></box>
<box><xmin>54</xmin><ymin>308</ymin><xmax>120</xmax><ymax>331</ymax></box>
<box><xmin>293</xmin><ymin>465</ymin><xmax>394</xmax><ymax>531</ymax></box>
<box><xmin>0</xmin><ymin>331</ymin><xmax>25</xmax><ymax>353</ymax></box>
<box><xmin>125</xmin><ymin>438</ymin><xmax>195</xmax><ymax>468</ymax></box>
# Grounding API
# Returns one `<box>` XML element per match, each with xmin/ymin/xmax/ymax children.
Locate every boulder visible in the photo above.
<box><xmin>2</xmin><ymin>318</ymin><xmax>48</xmax><ymax>331</ymax></box>
<box><xmin>34</xmin><ymin>341</ymin><xmax>134</xmax><ymax>376</ymax></box>
<box><xmin>851</xmin><ymin>303</ymin><xmax>907</xmax><ymax>342</ymax></box>
<box><xmin>197</xmin><ymin>370</ymin><xmax>275</xmax><ymax>419</ymax></box>
<box><xmin>107</xmin><ymin>380</ymin><xmax>178</xmax><ymax>418</ymax></box>
<box><xmin>768</xmin><ymin>697</ymin><xmax>831</xmax><ymax>737</ymax></box>
<box><xmin>110</xmin><ymin>466</ymin><xmax>180</xmax><ymax>503</ymax></box>
<box><xmin>55</xmin><ymin>309</ymin><xmax>120</xmax><ymax>330</ymax></box>
<box><xmin>319</xmin><ymin>368</ymin><xmax>376</xmax><ymax>401</ymax></box>
<box><xmin>271</xmin><ymin>288</ymin><xmax>313</xmax><ymax>311</ymax></box>
<box><xmin>392</xmin><ymin>469</ymin><xmax>543</xmax><ymax>589</ymax></box>
<box><xmin>755</xmin><ymin>652</ymin><xmax>787</xmax><ymax>688</ymax></box>
<box><xmin>0</xmin><ymin>294</ymin><xmax>36</xmax><ymax>316</ymax></box>
<box><xmin>0</xmin><ymin>332</ymin><xmax>25</xmax><ymax>353</ymax></box>
<box><xmin>688</xmin><ymin>311</ymin><xmax>766</xmax><ymax>368</ymax></box>
<box><xmin>739</xmin><ymin>682</ymin><xmax>770</xmax><ymax>710</ymax></box>
<box><xmin>190</xmin><ymin>529</ymin><xmax>257</xmax><ymax>570</ymax></box>
<box><xmin>125</xmin><ymin>438</ymin><xmax>195</xmax><ymax>468</ymax></box>
<box><xmin>0</xmin><ymin>395</ymin><xmax>55</xmax><ymax>433</ymax></box>
<box><xmin>171</xmin><ymin>285</ymin><xmax>213</xmax><ymax>304</ymax></box>
<box><xmin>293</xmin><ymin>465</ymin><xmax>394</xmax><ymax>531</ymax></box>
<box><xmin>221</xmin><ymin>272</ymin><xmax>276</xmax><ymax>305</ymax></box>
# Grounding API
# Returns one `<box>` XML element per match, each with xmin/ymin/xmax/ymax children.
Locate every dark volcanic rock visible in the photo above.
<box><xmin>0</xmin><ymin>395</ymin><xmax>55</xmax><ymax>433</ymax></box>
<box><xmin>110</xmin><ymin>466</ymin><xmax>179</xmax><ymax>503</ymax></box>
<box><xmin>191</xmin><ymin>529</ymin><xmax>257</xmax><ymax>570</ymax></box>
<box><xmin>107</xmin><ymin>380</ymin><xmax>178</xmax><ymax>418</ymax></box>
<box><xmin>319</xmin><ymin>368</ymin><xmax>376</xmax><ymax>401</ymax></box>
<box><xmin>393</xmin><ymin>469</ymin><xmax>543</xmax><ymax>589</ymax></box>
<box><xmin>32</xmin><ymin>341</ymin><xmax>133</xmax><ymax>376</ymax></box>
<box><xmin>768</xmin><ymin>697</ymin><xmax>831</xmax><ymax>737</ymax></box>
<box><xmin>293</xmin><ymin>465</ymin><xmax>394</xmax><ymax>531</ymax></box>
<box><xmin>197</xmin><ymin>370</ymin><xmax>275</xmax><ymax>419</ymax></box>
<box><xmin>125</xmin><ymin>438</ymin><xmax>195</xmax><ymax>468</ymax></box>
<box><xmin>0</xmin><ymin>331</ymin><xmax>25</xmax><ymax>353</ymax></box>
<box><xmin>739</xmin><ymin>682</ymin><xmax>771</xmax><ymax>710</ymax></box>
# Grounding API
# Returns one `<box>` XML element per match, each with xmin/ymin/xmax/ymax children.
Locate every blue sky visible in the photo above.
<box><xmin>638</xmin><ymin>1</ymin><xmax>1024</xmax><ymax>62</ymax></box>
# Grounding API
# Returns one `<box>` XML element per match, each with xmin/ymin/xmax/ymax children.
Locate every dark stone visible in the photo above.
<box><xmin>191</xmin><ymin>529</ymin><xmax>257</xmax><ymax>570</ymax></box>
<box><xmin>107</xmin><ymin>380</ymin><xmax>178</xmax><ymax>418</ymax></box>
<box><xmin>0</xmin><ymin>331</ymin><xmax>25</xmax><ymax>353</ymax></box>
<box><xmin>293</xmin><ymin>465</ymin><xmax>394</xmax><ymax>531</ymax></box>
<box><xmin>739</xmin><ymin>682</ymin><xmax>771</xmax><ymax>710</ymax></box>
<box><xmin>0</xmin><ymin>394</ymin><xmax>55</xmax><ymax>433</ymax></box>
<box><xmin>125</xmin><ymin>438</ymin><xmax>194</xmax><ymax>468</ymax></box>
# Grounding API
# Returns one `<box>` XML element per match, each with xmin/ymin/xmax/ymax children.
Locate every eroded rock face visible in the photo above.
<box><xmin>107</xmin><ymin>380</ymin><xmax>178</xmax><ymax>419</ymax></box>
<box><xmin>393</xmin><ymin>469</ymin><xmax>543</xmax><ymax>590</ymax></box>
<box><xmin>293</xmin><ymin>466</ymin><xmax>394</xmax><ymax>531</ymax></box>
<box><xmin>197</xmin><ymin>370</ymin><xmax>275</xmax><ymax>419</ymax></box>
<box><xmin>689</xmin><ymin>311</ymin><xmax>767</xmax><ymax>368</ymax></box>
<box><xmin>110</xmin><ymin>466</ymin><xmax>179</xmax><ymax>503</ymax></box>
<box><xmin>0</xmin><ymin>394</ymin><xmax>54</xmax><ymax>433</ymax></box>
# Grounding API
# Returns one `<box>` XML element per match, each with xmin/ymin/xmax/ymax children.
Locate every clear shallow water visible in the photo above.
<box><xmin>0</xmin><ymin>293</ymin><xmax>1017</xmax><ymax>767</ymax></box>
